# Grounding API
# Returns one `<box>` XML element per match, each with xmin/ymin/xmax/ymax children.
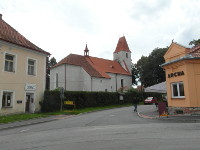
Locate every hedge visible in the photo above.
<box><xmin>40</xmin><ymin>90</ymin><xmax>163</xmax><ymax>112</ymax></box>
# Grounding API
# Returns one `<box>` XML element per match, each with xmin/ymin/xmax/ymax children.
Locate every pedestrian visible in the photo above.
<box><xmin>155</xmin><ymin>102</ymin><xmax>158</xmax><ymax>108</ymax></box>
<box><xmin>133</xmin><ymin>99</ymin><xmax>139</xmax><ymax>112</ymax></box>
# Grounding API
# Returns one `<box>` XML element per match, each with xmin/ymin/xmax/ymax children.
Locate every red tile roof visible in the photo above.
<box><xmin>0</xmin><ymin>14</ymin><xmax>50</xmax><ymax>55</ymax></box>
<box><xmin>114</xmin><ymin>36</ymin><xmax>131</xmax><ymax>53</ymax></box>
<box><xmin>52</xmin><ymin>54</ymin><xmax>131</xmax><ymax>78</ymax></box>
<box><xmin>190</xmin><ymin>44</ymin><xmax>200</xmax><ymax>57</ymax></box>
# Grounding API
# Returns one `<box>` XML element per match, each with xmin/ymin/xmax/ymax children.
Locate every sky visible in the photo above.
<box><xmin>0</xmin><ymin>0</ymin><xmax>200</xmax><ymax>63</ymax></box>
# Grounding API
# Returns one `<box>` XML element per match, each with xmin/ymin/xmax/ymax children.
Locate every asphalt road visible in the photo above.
<box><xmin>0</xmin><ymin>105</ymin><xmax>200</xmax><ymax>150</ymax></box>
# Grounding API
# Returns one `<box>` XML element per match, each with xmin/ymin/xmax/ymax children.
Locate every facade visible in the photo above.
<box><xmin>162</xmin><ymin>42</ymin><xmax>200</xmax><ymax>114</ymax></box>
<box><xmin>50</xmin><ymin>36</ymin><xmax>132</xmax><ymax>92</ymax></box>
<box><xmin>0</xmin><ymin>14</ymin><xmax>50</xmax><ymax>115</ymax></box>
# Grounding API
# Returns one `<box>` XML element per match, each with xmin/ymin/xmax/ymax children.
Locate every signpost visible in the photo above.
<box><xmin>59</xmin><ymin>87</ymin><xmax>65</xmax><ymax>111</ymax></box>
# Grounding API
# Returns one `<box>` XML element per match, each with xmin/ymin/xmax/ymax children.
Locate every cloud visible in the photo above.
<box><xmin>130</xmin><ymin>0</ymin><xmax>171</xmax><ymax>22</ymax></box>
<box><xmin>0</xmin><ymin>0</ymin><xmax>200</xmax><ymax>64</ymax></box>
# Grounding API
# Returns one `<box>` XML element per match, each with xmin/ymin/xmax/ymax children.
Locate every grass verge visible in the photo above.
<box><xmin>0</xmin><ymin>113</ymin><xmax>49</xmax><ymax>124</ymax></box>
<box><xmin>0</xmin><ymin>104</ymin><xmax>132</xmax><ymax>124</ymax></box>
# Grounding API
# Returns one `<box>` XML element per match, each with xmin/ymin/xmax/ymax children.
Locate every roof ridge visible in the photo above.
<box><xmin>0</xmin><ymin>15</ymin><xmax>50</xmax><ymax>55</ymax></box>
<box><xmin>173</xmin><ymin>42</ymin><xmax>190</xmax><ymax>49</ymax></box>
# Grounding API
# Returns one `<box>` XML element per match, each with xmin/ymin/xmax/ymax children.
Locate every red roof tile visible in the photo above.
<box><xmin>190</xmin><ymin>44</ymin><xmax>200</xmax><ymax>57</ymax></box>
<box><xmin>52</xmin><ymin>54</ymin><xmax>131</xmax><ymax>78</ymax></box>
<box><xmin>114</xmin><ymin>36</ymin><xmax>131</xmax><ymax>53</ymax></box>
<box><xmin>0</xmin><ymin>15</ymin><xmax>50</xmax><ymax>55</ymax></box>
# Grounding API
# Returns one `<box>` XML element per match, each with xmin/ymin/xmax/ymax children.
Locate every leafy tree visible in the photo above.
<box><xmin>189</xmin><ymin>39</ymin><xmax>200</xmax><ymax>46</ymax></box>
<box><xmin>135</xmin><ymin>56</ymin><xmax>148</xmax><ymax>87</ymax></box>
<box><xmin>46</xmin><ymin>57</ymin><xmax>57</xmax><ymax>89</ymax></box>
<box><xmin>131</xmin><ymin>64</ymin><xmax>139</xmax><ymax>86</ymax></box>
<box><xmin>136</xmin><ymin>48</ymin><xmax>167</xmax><ymax>88</ymax></box>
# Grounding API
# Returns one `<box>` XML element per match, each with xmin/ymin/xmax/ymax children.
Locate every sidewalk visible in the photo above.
<box><xmin>0</xmin><ymin>115</ymin><xmax>73</xmax><ymax>130</ymax></box>
<box><xmin>138</xmin><ymin>107</ymin><xmax>200</xmax><ymax>122</ymax></box>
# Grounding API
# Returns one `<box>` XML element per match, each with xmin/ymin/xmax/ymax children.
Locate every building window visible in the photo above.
<box><xmin>2</xmin><ymin>92</ymin><xmax>13</xmax><ymax>108</ymax></box>
<box><xmin>56</xmin><ymin>73</ymin><xmax>58</xmax><ymax>88</ymax></box>
<box><xmin>28</xmin><ymin>59</ymin><xmax>36</xmax><ymax>75</ymax></box>
<box><xmin>121</xmin><ymin>79</ymin><xmax>124</xmax><ymax>87</ymax></box>
<box><xmin>126</xmin><ymin>53</ymin><xmax>128</xmax><ymax>58</ymax></box>
<box><xmin>4</xmin><ymin>54</ymin><xmax>15</xmax><ymax>72</ymax></box>
<box><xmin>171</xmin><ymin>82</ymin><xmax>185</xmax><ymax>98</ymax></box>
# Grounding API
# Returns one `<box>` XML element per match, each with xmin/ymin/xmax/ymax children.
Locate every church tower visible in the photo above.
<box><xmin>113</xmin><ymin>36</ymin><xmax>132</xmax><ymax>74</ymax></box>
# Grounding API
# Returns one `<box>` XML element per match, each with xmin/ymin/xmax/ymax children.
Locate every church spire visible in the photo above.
<box><xmin>84</xmin><ymin>43</ymin><xmax>89</xmax><ymax>56</ymax></box>
<box><xmin>114</xmin><ymin>36</ymin><xmax>131</xmax><ymax>53</ymax></box>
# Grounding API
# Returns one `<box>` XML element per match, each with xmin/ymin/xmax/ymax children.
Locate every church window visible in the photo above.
<box><xmin>121</xmin><ymin>79</ymin><xmax>124</xmax><ymax>87</ymax></box>
<box><xmin>126</xmin><ymin>53</ymin><xmax>128</xmax><ymax>58</ymax></box>
<box><xmin>56</xmin><ymin>73</ymin><xmax>58</xmax><ymax>88</ymax></box>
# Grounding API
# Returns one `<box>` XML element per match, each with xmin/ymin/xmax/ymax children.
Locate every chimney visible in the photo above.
<box><xmin>0</xmin><ymin>14</ymin><xmax>2</xmax><ymax>20</ymax></box>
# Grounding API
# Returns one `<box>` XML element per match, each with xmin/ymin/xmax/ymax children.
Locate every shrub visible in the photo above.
<box><xmin>40</xmin><ymin>90</ymin><xmax>163</xmax><ymax>112</ymax></box>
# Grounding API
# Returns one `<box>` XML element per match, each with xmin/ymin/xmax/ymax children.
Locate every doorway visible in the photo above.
<box><xmin>26</xmin><ymin>93</ymin><xmax>34</xmax><ymax>113</ymax></box>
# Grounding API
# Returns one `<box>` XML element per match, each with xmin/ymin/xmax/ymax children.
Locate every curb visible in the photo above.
<box><xmin>0</xmin><ymin>115</ymin><xmax>74</xmax><ymax>131</ymax></box>
<box><xmin>137</xmin><ymin>112</ymin><xmax>158</xmax><ymax>119</ymax></box>
<box><xmin>0</xmin><ymin>118</ymin><xmax>56</xmax><ymax>130</ymax></box>
<box><xmin>138</xmin><ymin>111</ymin><xmax>200</xmax><ymax>122</ymax></box>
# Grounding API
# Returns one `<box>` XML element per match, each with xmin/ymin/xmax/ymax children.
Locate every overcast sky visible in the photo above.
<box><xmin>0</xmin><ymin>0</ymin><xmax>200</xmax><ymax>63</ymax></box>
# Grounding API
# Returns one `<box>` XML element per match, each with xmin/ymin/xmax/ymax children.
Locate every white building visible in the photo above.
<box><xmin>50</xmin><ymin>36</ymin><xmax>132</xmax><ymax>92</ymax></box>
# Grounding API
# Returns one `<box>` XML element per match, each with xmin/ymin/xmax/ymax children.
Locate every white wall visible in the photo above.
<box><xmin>50</xmin><ymin>65</ymin><xmax>132</xmax><ymax>92</ymax></box>
<box><xmin>113</xmin><ymin>51</ymin><xmax>132</xmax><ymax>73</ymax></box>
<box><xmin>50</xmin><ymin>64</ymin><xmax>84</xmax><ymax>91</ymax></box>
<box><xmin>108</xmin><ymin>73</ymin><xmax>132</xmax><ymax>91</ymax></box>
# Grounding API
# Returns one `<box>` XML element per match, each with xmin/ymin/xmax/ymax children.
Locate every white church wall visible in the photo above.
<box><xmin>113</xmin><ymin>51</ymin><xmax>132</xmax><ymax>73</ymax></box>
<box><xmin>82</xmin><ymin>69</ymin><xmax>92</xmax><ymax>91</ymax></box>
<box><xmin>65</xmin><ymin>64</ymin><xmax>83</xmax><ymax>91</ymax></box>
<box><xmin>107</xmin><ymin>73</ymin><xmax>132</xmax><ymax>91</ymax></box>
<box><xmin>50</xmin><ymin>64</ymin><xmax>65</xmax><ymax>90</ymax></box>
<box><xmin>91</xmin><ymin>77</ymin><xmax>111</xmax><ymax>92</ymax></box>
<box><xmin>50</xmin><ymin>64</ymin><xmax>84</xmax><ymax>91</ymax></box>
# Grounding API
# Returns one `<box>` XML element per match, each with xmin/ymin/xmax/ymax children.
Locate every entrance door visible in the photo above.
<box><xmin>26</xmin><ymin>94</ymin><xmax>31</xmax><ymax>112</ymax></box>
<box><xmin>26</xmin><ymin>93</ymin><xmax>35</xmax><ymax>113</ymax></box>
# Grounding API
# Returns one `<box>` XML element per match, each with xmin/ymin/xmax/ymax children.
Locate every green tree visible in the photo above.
<box><xmin>135</xmin><ymin>56</ymin><xmax>148</xmax><ymax>87</ymax></box>
<box><xmin>131</xmin><ymin>64</ymin><xmax>139</xmax><ymax>86</ymax></box>
<box><xmin>189</xmin><ymin>39</ymin><xmax>200</xmax><ymax>46</ymax></box>
<box><xmin>136</xmin><ymin>48</ymin><xmax>167</xmax><ymax>88</ymax></box>
<box><xmin>46</xmin><ymin>57</ymin><xmax>57</xmax><ymax>89</ymax></box>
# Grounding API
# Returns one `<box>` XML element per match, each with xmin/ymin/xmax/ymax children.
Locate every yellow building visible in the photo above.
<box><xmin>0</xmin><ymin>14</ymin><xmax>50</xmax><ymax>115</ymax></box>
<box><xmin>162</xmin><ymin>42</ymin><xmax>200</xmax><ymax>114</ymax></box>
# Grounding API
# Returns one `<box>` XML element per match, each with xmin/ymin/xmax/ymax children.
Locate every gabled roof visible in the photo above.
<box><xmin>0</xmin><ymin>14</ymin><xmax>50</xmax><ymax>55</ymax></box>
<box><xmin>114</xmin><ymin>36</ymin><xmax>131</xmax><ymax>53</ymax></box>
<box><xmin>52</xmin><ymin>54</ymin><xmax>131</xmax><ymax>78</ymax></box>
<box><xmin>161</xmin><ymin>43</ymin><xmax>200</xmax><ymax>67</ymax></box>
<box><xmin>164</xmin><ymin>42</ymin><xmax>190</xmax><ymax>59</ymax></box>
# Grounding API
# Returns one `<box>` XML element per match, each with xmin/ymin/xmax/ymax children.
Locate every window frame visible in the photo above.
<box><xmin>4</xmin><ymin>53</ymin><xmax>16</xmax><ymax>73</ymax></box>
<box><xmin>171</xmin><ymin>82</ymin><xmax>185</xmax><ymax>98</ymax></box>
<box><xmin>2</xmin><ymin>91</ymin><xmax>13</xmax><ymax>108</ymax></box>
<box><xmin>27</xmin><ymin>58</ymin><xmax>37</xmax><ymax>76</ymax></box>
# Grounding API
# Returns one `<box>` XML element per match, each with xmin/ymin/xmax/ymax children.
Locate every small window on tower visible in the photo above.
<box><xmin>126</xmin><ymin>53</ymin><xmax>128</xmax><ymax>58</ymax></box>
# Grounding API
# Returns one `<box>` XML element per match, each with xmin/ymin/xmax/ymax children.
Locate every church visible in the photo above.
<box><xmin>50</xmin><ymin>36</ymin><xmax>132</xmax><ymax>92</ymax></box>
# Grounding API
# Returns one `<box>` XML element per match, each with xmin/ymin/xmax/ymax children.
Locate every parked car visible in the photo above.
<box><xmin>144</xmin><ymin>97</ymin><xmax>157</xmax><ymax>104</ymax></box>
